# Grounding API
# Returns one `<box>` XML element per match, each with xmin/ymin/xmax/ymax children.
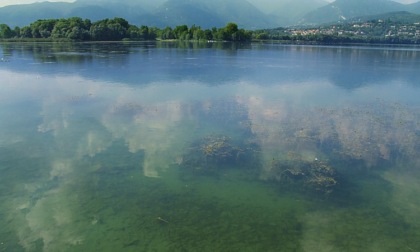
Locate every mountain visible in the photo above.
<box><xmin>149</xmin><ymin>0</ymin><xmax>273</xmax><ymax>29</ymax></box>
<box><xmin>271</xmin><ymin>0</ymin><xmax>328</xmax><ymax>26</ymax></box>
<box><xmin>0</xmin><ymin>2</ymin><xmax>72</xmax><ymax>27</ymax></box>
<box><xmin>205</xmin><ymin>0</ymin><xmax>274</xmax><ymax>29</ymax></box>
<box><xmin>300</xmin><ymin>0</ymin><xmax>408</xmax><ymax>25</ymax></box>
<box><xmin>149</xmin><ymin>0</ymin><xmax>225</xmax><ymax>28</ymax></box>
<box><xmin>408</xmin><ymin>1</ymin><xmax>420</xmax><ymax>13</ymax></box>
<box><xmin>69</xmin><ymin>1</ymin><xmax>147</xmax><ymax>22</ymax></box>
<box><xmin>75</xmin><ymin>0</ymin><xmax>166</xmax><ymax>11</ymax></box>
<box><xmin>0</xmin><ymin>1</ymin><xmax>148</xmax><ymax>27</ymax></box>
<box><xmin>2</xmin><ymin>0</ymin><xmax>419</xmax><ymax>29</ymax></box>
<box><xmin>0</xmin><ymin>0</ymin><xmax>276</xmax><ymax>29</ymax></box>
<box><xmin>348</xmin><ymin>11</ymin><xmax>420</xmax><ymax>23</ymax></box>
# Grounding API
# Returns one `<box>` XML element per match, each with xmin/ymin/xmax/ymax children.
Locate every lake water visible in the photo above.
<box><xmin>1</xmin><ymin>41</ymin><xmax>420</xmax><ymax>251</ymax></box>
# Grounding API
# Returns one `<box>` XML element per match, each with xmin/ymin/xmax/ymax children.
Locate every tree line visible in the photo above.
<box><xmin>2</xmin><ymin>16</ymin><xmax>420</xmax><ymax>44</ymax></box>
<box><xmin>0</xmin><ymin>17</ymin><xmax>252</xmax><ymax>42</ymax></box>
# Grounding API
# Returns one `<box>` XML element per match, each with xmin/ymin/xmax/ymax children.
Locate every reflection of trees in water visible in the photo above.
<box><xmin>157</xmin><ymin>41</ymin><xmax>251</xmax><ymax>51</ymax></box>
<box><xmin>3</xmin><ymin>42</ymin><xmax>420</xmax><ymax>89</ymax></box>
<box><xmin>0</xmin><ymin>42</ymin><xmax>135</xmax><ymax>64</ymax></box>
<box><xmin>0</xmin><ymin>41</ymin><xmax>252</xmax><ymax>65</ymax></box>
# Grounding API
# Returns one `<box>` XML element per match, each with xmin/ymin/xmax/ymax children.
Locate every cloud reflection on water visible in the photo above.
<box><xmin>1</xmin><ymin>46</ymin><xmax>420</xmax><ymax>250</ymax></box>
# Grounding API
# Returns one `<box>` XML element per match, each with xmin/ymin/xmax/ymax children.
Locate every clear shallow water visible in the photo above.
<box><xmin>1</xmin><ymin>41</ymin><xmax>420</xmax><ymax>251</ymax></box>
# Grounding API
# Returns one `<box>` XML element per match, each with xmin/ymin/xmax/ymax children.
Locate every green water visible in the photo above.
<box><xmin>1</xmin><ymin>42</ymin><xmax>420</xmax><ymax>251</ymax></box>
<box><xmin>2</xmin><ymin>140</ymin><xmax>419</xmax><ymax>251</ymax></box>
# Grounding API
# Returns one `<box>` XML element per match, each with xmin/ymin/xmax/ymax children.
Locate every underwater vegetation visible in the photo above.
<box><xmin>2</xmin><ymin>44</ymin><xmax>420</xmax><ymax>252</ymax></box>
<box><xmin>179</xmin><ymin>135</ymin><xmax>260</xmax><ymax>176</ymax></box>
<box><xmin>269</xmin><ymin>152</ymin><xmax>338</xmax><ymax>195</ymax></box>
<box><xmin>174</xmin><ymin>97</ymin><xmax>420</xmax><ymax>198</ymax></box>
<box><xmin>178</xmin><ymin>134</ymin><xmax>339</xmax><ymax>195</ymax></box>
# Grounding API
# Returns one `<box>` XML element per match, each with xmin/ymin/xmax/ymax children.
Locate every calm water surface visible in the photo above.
<box><xmin>1</xmin><ymin>42</ymin><xmax>420</xmax><ymax>251</ymax></box>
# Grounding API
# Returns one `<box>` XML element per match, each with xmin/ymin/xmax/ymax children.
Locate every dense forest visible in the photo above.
<box><xmin>2</xmin><ymin>16</ymin><xmax>420</xmax><ymax>44</ymax></box>
<box><xmin>0</xmin><ymin>17</ymin><xmax>252</xmax><ymax>42</ymax></box>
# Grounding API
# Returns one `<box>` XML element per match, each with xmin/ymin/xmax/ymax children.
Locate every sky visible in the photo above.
<box><xmin>0</xmin><ymin>0</ymin><xmax>74</xmax><ymax>7</ymax></box>
<box><xmin>0</xmin><ymin>0</ymin><xmax>418</xmax><ymax>8</ymax></box>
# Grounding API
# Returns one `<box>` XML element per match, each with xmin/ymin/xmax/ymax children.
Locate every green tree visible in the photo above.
<box><xmin>189</xmin><ymin>25</ymin><xmax>202</xmax><ymax>40</ymax></box>
<box><xmin>147</xmin><ymin>27</ymin><xmax>158</xmax><ymax>40</ymax></box>
<box><xmin>51</xmin><ymin>19</ymin><xmax>68</xmax><ymax>38</ymax></box>
<box><xmin>139</xmin><ymin>25</ymin><xmax>150</xmax><ymax>40</ymax></box>
<box><xmin>254</xmin><ymin>32</ymin><xmax>268</xmax><ymax>40</ymax></box>
<box><xmin>225</xmin><ymin>22</ymin><xmax>238</xmax><ymax>35</ymax></box>
<box><xmin>217</xmin><ymin>23</ymin><xmax>250</xmax><ymax>42</ymax></box>
<box><xmin>193</xmin><ymin>29</ymin><xmax>205</xmax><ymax>40</ymax></box>
<box><xmin>173</xmin><ymin>25</ymin><xmax>188</xmax><ymax>39</ymax></box>
<box><xmin>51</xmin><ymin>17</ymin><xmax>91</xmax><ymax>40</ymax></box>
<box><xmin>127</xmin><ymin>25</ymin><xmax>141</xmax><ymax>40</ymax></box>
<box><xmin>211</xmin><ymin>27</ymin><xmax>218</xmax><ymax>40</ymax></box>
<box><xmin>19</xmin><ymin>26</ymin><xmax>32</xmax><ymax>38</ymax></box>
<box><xmin>90</xmin><ymin>18</ymin><xmax>129</xmax><ymax>41</ymax></box>
<box><xmin>159</xmin><ymin>27</ymin><xmax>175</xmax><ymax>40</ymax></box>
<box><xmin>0</xmin><ymin>24</ymin><xmax>13</xmax><ymax>38</ymax></box>
<box><xmin>30</xmin><ymin>19</ymin><xmax>57</xmax><ymax>38</ymax></box>
<box><xmin>204</xmin><ymin>29</ymin><xmax>213</xmax><ymax>40</ymax></box>
<box><xmin>13</xmin><ymin>26</ymin><xmax>20</xmax><ymax>37</ymax></box>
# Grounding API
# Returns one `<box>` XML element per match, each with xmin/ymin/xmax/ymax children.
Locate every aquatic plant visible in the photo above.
<box><xmin>200</xmin><ymin>136</ymin><xmax>242</xmax><ymax>162</ymax></box>
<box><xmin>270</xmin><ymin>152</ymin><xmax>338</xmax><ymax>195</ymax></box>
<box><xmin>241</xmin><ymin>96</ymin><xmax>420</xmax><ymax>179</ymax></box>
<box><xmin>179</xmin><ymin>135</ymin><xmax>260</xmax><ymax>175</ymax></box>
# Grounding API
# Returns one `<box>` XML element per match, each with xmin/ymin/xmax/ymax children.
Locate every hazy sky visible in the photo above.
<box><xmin>0</xmin><ymin>0</ymin><xmax>418</xmax><ymax>8</ymax></box>
<box><xmin>0</xmin><ymin>0</ymin><xmax>74</xmax><ymax>7</ymax></box>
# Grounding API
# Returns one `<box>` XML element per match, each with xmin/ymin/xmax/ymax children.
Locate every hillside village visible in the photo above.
<box><xmin>289</xmin><ymin>21</ymin><xmax>420</xmax><ymax>39</ymax></box>
<box><xmin>257</xmin><ymin>17</ymin><xmax>420</xmax><ymax>44</ymax></box>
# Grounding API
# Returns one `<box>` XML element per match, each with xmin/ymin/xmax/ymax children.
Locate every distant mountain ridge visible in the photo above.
<box><xmin>348</xmin><ymin>11</ymin><xmax>420</xmax><ymax>23</ymax></box>
<box><xmin>301</xmin><ymin>0</ymin><xmax>420</xmax><ymax>25</ymax></box>
<box><xmin>272</xmin><ymin>0</ymin><xmax>327</xmax><ymax>26</ymax></box>
<box><xmin>0</xmin><ymin>1</ymin><xmax>150</xmax><ymax>28</ymax></box>
<box><xmin>147</xmin><ymin>0</ymin><xmax>273</xmax><ymax>29</ymax></box>
<box><xmin>0</xmin><ymin>0</ymin><xmax>278</xmax><ymax>29</ymax></box>
<box><xmin>1</xmin><ymin>0</ymin><xmax>420</xmax><ymax>29</ymax></box>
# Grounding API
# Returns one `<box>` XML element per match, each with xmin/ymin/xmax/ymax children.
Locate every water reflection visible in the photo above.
<box><xmin>1</xmin><ymin>43</ymin><xmax>420</xmax><ymax>251</ymax></box>
<box><xmin>2</xmin><ymin>42</ymin><xmax>420</xmax><ymax>88</ymax></box>
<box><xmin>2</xmin><ymin>67</ymin><xmax>418</xmax><ymax>183</ymax></box>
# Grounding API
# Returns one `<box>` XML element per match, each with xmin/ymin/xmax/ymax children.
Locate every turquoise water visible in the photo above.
<box><xmin>1</xmin><ymin>42</ymin><xmax>420</xmax><ymax>251</ymax></box>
